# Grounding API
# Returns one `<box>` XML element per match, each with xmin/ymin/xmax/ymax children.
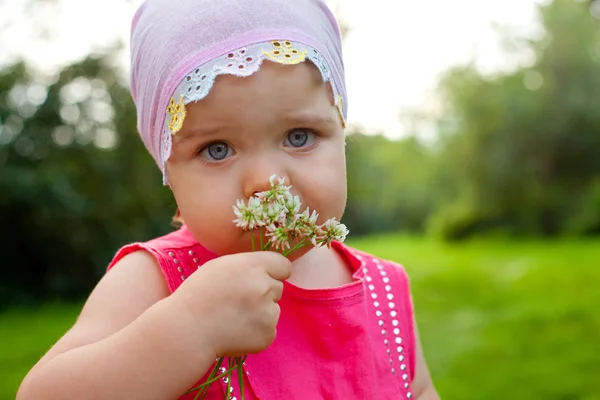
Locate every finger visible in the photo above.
<box><xmin>270</xmin><ymin>303</ymin><xmax>281</xmax><ymax>327</ymax></box>
<box><xmin>259</xmin><ymin>252</ymin><xmax>292</xmax><ymax>281</ymax></box>
<box><xmin>271</xmin><ymin>280</ymin><xmax>284</xmax><ymax>302</ymax></box>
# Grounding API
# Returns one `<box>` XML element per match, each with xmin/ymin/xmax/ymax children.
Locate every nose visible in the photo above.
<box><xmin>242</xmin><ymin>155</ymin><xmax>289</xmax><ymax>199</ymax></box>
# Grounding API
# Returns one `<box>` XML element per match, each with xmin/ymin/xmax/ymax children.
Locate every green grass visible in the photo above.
<box><xmin>349</xmin><ymin>235</ymin><xmax>600</xmax><ymax>400</ymax></box>
<box><xmin>2</xmin><ymin>235</ymin><xmax>600</xmax><ymax>399</ymax></box>
<box><xmin>0</xmin><ymin>303</ymin><xmax>80</xmax><ymax>400</ymax></box>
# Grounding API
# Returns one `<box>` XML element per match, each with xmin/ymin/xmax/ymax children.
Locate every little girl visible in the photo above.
<box><xmin>18</xmin><ymin>0</ymin><xmax>439</xmax><ymax>399</ymax></box>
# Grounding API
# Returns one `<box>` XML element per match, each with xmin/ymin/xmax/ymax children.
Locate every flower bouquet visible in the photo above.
<box><xmin>185</xmin><ymin>175</ymin><xmax>348</xmax><ymax>399</ymax></box>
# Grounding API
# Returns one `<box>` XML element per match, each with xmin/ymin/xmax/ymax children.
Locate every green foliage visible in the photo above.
<box><xmin>344</xmin><ymin>133</ymin><xmax>440</xmax><ymax>235</ymax></box>
<box><xmin>1</xmin><ymin>0</ymin><xmax>599</xmax><ymax>304</ymax></box>
<box><xmin>430</xmin><ymin>0</ymin><xmax>600</xmax><ymax>239</ymax></box>
<box><xmin>3</xmin><ymin>236</ymin><xmax>599</xmax><ymax>400</ymax></box>
<box><xmin>0</xmin><ymin>55</ymin><xmax>175</xmax><ymax>306</ymax></box>
<box><xmin>567</xmin><ymin>178</ymin><xmax>600</xmax><ymax>235</ymax></box>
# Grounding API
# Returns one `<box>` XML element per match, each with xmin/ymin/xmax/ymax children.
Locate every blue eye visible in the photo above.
<box><xmin>199</xmin><ymin>141</ymin><xmax>233</xmax><ymax>161</ymax></box>
<box><xmin>284</xmin><ymin>129</ymin><xmax>315</xmax><ymax>148</ymax></box>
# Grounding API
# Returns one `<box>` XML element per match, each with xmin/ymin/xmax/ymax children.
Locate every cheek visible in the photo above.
<box><xmin>175</xmin><ymin>186</ymin><xmax>236</xmax><ymax>224</ymax></box>
<box><xmin>167</xmin><ymin>166</ymin><xmax>239</xmax><ymax>229</ymax></box>
<box><xmin>314</xmin><ymin>181</ymin><xmax>346</xmax><ymax>222</ymax></box>
<box><xmin>299</xmin><ymin>143</ymin><xmax>347</xmax><ymax>220</ymax></box>
<box><xmin>323</xmin><ymin>172</ymin><xmax>347</xmax><ymax>219</ymax></box>
<box><xmin>172</xmin><ymin>186</ymin><xmax>243</xmax><ymax>254</ymax></box>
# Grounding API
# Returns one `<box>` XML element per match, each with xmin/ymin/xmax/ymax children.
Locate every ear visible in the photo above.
<box><xmin>164</xmin><ymin>162</ymin><xmax>176</xmax><ymax>190</ymax></box>
<box><xmin>171</xmin><ymin>208</ymin><xmax>184</xmax><ymax>228</ymax></box>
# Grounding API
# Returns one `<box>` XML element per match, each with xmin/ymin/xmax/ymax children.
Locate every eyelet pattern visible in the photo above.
<box><xmin>159</xmin><ymin>40</ymin><xmax>345</xmax><ymax>184</ymax></box>
<box><xmin>166</xmin><ymin>95</ymin><xmax>186</xmax><ymax>134</ymax></box>
<box><xmin>174</xmin><ymin>247</ymin><xmax>411</xmax><ymax>397</ymax></box>
<box><xmin>356</xmin><ymin>253</ymin><xmax>413</xmax><ymax>398</ymax></box>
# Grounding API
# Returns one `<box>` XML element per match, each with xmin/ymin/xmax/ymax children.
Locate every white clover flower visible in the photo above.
<box><xmin>233</xmin><ymin>197</ymin><xmax>265</xmax><ymax>230</ymax></box>
<box><xmin>291</xmin><ymin>208</ymin><xmax>320</xmax><ymax>244</ymax></box>
<box><xmin>282</xmin><ymin>193</ymin><xmax>301</xmax><ymax>216</ymax></box>
<box><xmin>269</xmin><ymin>174</ymin><xmax>285</xmax><ymax>187</ymax></box>
<box><xmin>317</xmin><ymin>218</ymin><xmax>349</xmax><ymax>248</ymax></box>
<box><xmin>263</xmin><ymin>201</ymin><xmax>286</xmax><ymax>225</ymax></box>
<box><xmin>234</xmin><ymin>175</ymin><xmax>349</xmax><ymax>253</ymax></box>
<box><xmin>265</xmin><ymin>224</ymin><xmax>291</xmax><ymax>251</ymax></box>
<box><xmin>306</xmin><ymin>209</ymin><xmax>319</xmax><ymax>226</ymax></box>
<box><xmin>256</xmin><ymin>174</ymin><xmax>292</xmax><ymax>204</ymax></box>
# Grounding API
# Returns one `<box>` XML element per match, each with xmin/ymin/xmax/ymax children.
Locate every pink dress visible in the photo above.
<box><xmin>108</xmin><ymin>225</ymin><xmax>416</xmax><ymax>399</ymax></box>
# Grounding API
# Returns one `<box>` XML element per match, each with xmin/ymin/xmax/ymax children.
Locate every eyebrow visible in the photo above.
<box><xmin>281</xmin><ymin>112</ymin><xmax>337</xmax><ymax>127</ymax></box>
<box><xmin>174</xmin><ymin>125</ymin><xmax>229</xmax><ymax>144</ymax></box>
<box><xmin>174</xmin><ymin>112</ymin><xmax>338</xmax><ymax>143</ymax></box>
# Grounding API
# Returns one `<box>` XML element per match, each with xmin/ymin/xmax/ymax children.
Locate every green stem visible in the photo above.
<box><xmin>237</xmin><ymin>356</ymin><xmax>245</xmax><ymax>400</ymax></box>
<box><xmin>250</xmin><ymin>230</ymin><xmax>255</xmax><ymax>252</ymax></box>
<box><xmin>262</xmin><ymin>240</ymin><xmax>272</xmax><ymax>251</ymax></box>
<box><xmin>191</xmin><ymin>381</ymin><xmax>207</xmax><ymax>400</ymax></box>
<box><xmin>190</xmin><ymin>357</ymin><xmax>223</xmax><ymax>399</ymax></box>
<box><xmin>282</xmin><ymin>239</ymin><xmax>309</xmax><ymax>257</ymax></box>
<box><xmin>185</xmin><ymin>359</ymin><xmax>237</xmax><ymax>395</ymax></box>
<box><xmin>225</xmin><ymin>358</ymin><xmax>233</xmax><ymax>400</ymax></box>
<box><xmin>259</xmin><ymin>226</ymin><xmax>264</xmax><ymax>251</ymax></box>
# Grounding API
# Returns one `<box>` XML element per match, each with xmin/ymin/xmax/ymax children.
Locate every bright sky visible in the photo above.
<box><xmin>0</xmin><ymin>0</ymin><xmax>546</xmax><ymax>138</ymax></box>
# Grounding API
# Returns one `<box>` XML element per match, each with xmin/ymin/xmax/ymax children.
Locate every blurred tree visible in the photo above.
<box><xmin>0</xmin><ymin>54</ymin><xmax>174</xmax><ymax>307</ymax></box>
<box><xmin>591</xmin><ymin>0</ymin><xmax>600</xmax><ymax>20</ymax></box>
<box><xmin>345</xmin><ymin>132</ymin><xmax>440</xmax><ymax>236</ymax></box>
<box><xmin>2</xmin><ymin>0</ymin><xmax>600</xmax><ymax>304</ymax></box>
<box><xmin>429</xmin><ymin>0</ymin><xmax>600</xmax><ymax>240</ymax></box>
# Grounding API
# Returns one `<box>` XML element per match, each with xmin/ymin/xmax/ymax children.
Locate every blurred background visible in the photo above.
<box><xmin>1</xmin><ymin>0</ymin><xmax>600</xmax><ymax>398</ymax></box>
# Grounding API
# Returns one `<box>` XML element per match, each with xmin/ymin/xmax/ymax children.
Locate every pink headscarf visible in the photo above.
<box><xmin>129</xmin><ymin>0</ymin><xmax>348</xmax><ymax>183</ymax></box>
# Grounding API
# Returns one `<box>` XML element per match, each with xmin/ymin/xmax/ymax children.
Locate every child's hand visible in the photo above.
<box><xmin>170</xmin><ymin>251</ymin><xmax>292</xmax><ymax>358</ymax></box>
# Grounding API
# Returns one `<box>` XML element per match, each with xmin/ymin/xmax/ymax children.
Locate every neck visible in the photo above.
<box><xmin>287</xmin><ymin>245</ymin><xmax>354</xmax><ymax>289</ymax></box>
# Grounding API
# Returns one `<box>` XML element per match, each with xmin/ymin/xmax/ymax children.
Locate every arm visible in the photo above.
<box><xmin>17</xmin><ymin>251</ymin><xmax>216</xmax><ymax>400</ymax></box>
<box><xmin>412</xmin><ymin>316</ymin><xmax>440</xmax><ymax>400</ymax></box>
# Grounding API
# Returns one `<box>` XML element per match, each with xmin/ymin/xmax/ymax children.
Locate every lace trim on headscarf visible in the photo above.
<box><xmin>160</xmin><ymin>40</ymin><xmax>345</xmax><ymax>184</ymax></box>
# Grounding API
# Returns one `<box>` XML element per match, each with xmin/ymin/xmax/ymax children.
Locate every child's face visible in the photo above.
<box><xmin>166</xmin><ymin>61</ymin><xmax>347</xmax><ymax>256</ymax></box>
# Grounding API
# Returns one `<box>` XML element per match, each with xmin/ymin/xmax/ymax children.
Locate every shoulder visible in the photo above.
<box><xmin>76</xmin><ymin>250</ymin><xmax>171</xmax><ymax>335</ymax></box>
<box><xmin>107</xmin><ymin>225</ymin><xmax>216</xmax><ymax>293</ymax></box>
<box><xmin>335</xmin><ymin>242</ymin><xmax>418</xmax><ymax>376</ymax></box>
<box><xmin>342</xmin><ymin>242</ymin><xmax>414</xmax><ymax>317</ymax></box>
<box><xmin>335</xmin><ymin>241</ymin><xmax>411</xmax><ymax>282</ymax></box>
<box><xmin>83</xmin><ymin>227</ymin><xmax>202</xmax><ymax>343</ymax></box>
<box><xmin>107</xmin><ymin>225</ymin><xmax>198</xmax><ymax>270</ymax></box>
<box><xmin>341</xmin><ymin>243</ymin><xmax>440</xmax><ymax>397</ymax></box>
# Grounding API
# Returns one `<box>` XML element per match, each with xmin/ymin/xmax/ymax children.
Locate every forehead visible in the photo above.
<box><xmin>185</xmin><ymin>61</ymin><xmax>336</xmax><ymax>122</ymax></box>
